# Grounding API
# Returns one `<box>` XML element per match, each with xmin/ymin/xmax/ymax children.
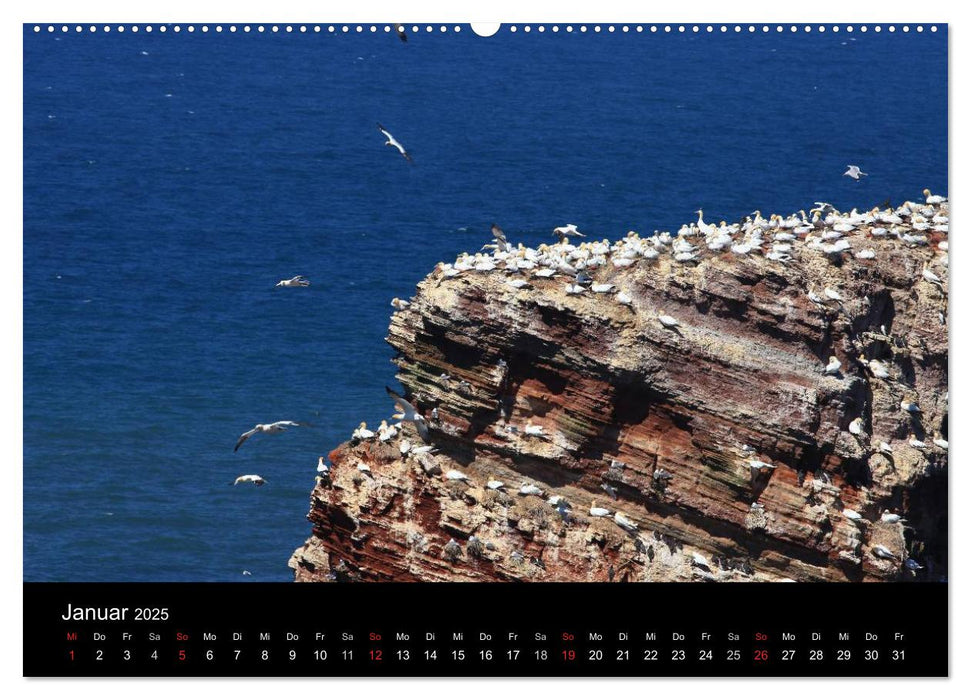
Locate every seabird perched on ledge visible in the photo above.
<box><xmin>234</xmin><ymin>421</ymin><xmax>308</xmax><ymax>452</ymax></box>
<box><xmin>377</xmin><ymin>123</ymin><xmax>413</xmax><ymax>163</ymax></box>
<box><xmin>824</xmin><ymin>356</ymin><xmax>842</xmax><ymax>375</ymax></box>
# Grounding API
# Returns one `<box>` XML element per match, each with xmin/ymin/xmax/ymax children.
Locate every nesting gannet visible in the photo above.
<box><xmin>824</xmin><ymin>356</ymin><xmax>842</xmax><ymax>375</ymax></box>
<box><xmin>234</xmin><ymin>421</ymin><xmax>308</xmax><ymax>452</ymax></box>
<box><xmin>565</xmin><ymin>283</ymin><xmax>585</xmax><ymax>295</ymax></box>
<box><xmin>445</xmin><ymin>469</ymin><xmax>470</xmax><ymax>482</ymax></box>
<box><xmin>519</xmin><ymin>483</ymin><xmax>544</xmax><ymax>496</ymax></box>
<box><xmin>923</xmin><ymin>189</ymin><xmax>945</xmax><ymax>205</ymax></box>
<box><xmin>377</xmin><ymin>420</ymin><xmax>398</xmax><ymax>442</ymax></box>
<box><xmin>823</xmin><ymin>287</ymin><xmax>843</xmax><ymax>302</ymax></box>
<box><xmin>904</xmin><ymin>558</ymin><xmax>924</xmax><ymax>571</ymax></box>
<box><xmin>616</xmin><ymin>291</ymin><xmax>633</xmax><ymax>307</ymax></box>
<box><xmin>614</xmin><ymin>511</ymin><xmax>638</xmax><ymax>532</ymax></box>
<box><xmin>233</xmin><ymin>474</ymin><xmax>266</xmax><ymax>486</ymax></box>
<box><xmin>908</xmin><ymin>434</ymin><xmax>927</xmax><ymax>449</ymax></box>
<box><xmin>591</xmin><ymin>283</ymin><xmax>614</xmax><ymax>293</ymax></box>
<box><xmin>399</xmin><ymin>439</ymin><xmax>412</xmax><ymax>455</ymax></box>
<box><xmin>878</xmin><ymin>442</ymin><xmax>894</xmax><ymax>456</ymax></box>
<box><xmin>506</xmin><ymin>278</ymin><xmax>529</xmax><ymax>289</ymax></box>
<box><xmin>589</xmin><ymin>501</ymin><xmax>611</xmax><ymax>518</ymax></box>
<box><xmin>386</xmin><ymin>386</ymin><xmax>429</xmax><ymax>440</ymax></box>
<box><xmin>843</xmin><ymin>165</ymin><xmax>867</xmax><ymax>180</ymax></box>
<box><xmin>658</xmin><ymin>312</ymin><xmax>680</xmax><ymax>330</ymax></box>
<box><xmin>922</xmin><ymin>267</ymin><xmax>943</xmax><ymax>286</ymax></box>
<box><xmin>933</xmin><ymin>433</ymin><xmax>948</xmax><ymax>450</ymax></box>
<box><xmin>900</xmin><ymin>399</ymin><xmax>921</xmax><ymax>415</ymax></box>
<box><xmin>855</xmin><ymin>249</ymin><xmax>876</xmax><ymax>260</ymax></box>
<box><xmin>866</xmin><ymin>358</ymin><xmax>891</xmax><ymax>379</ymax></box>
<box><xmin>848</xmin><ymin>417</ymin><xmax>865</xmax><ymax>436</ymax></box>
<box><xmin>391</xmin><ymin>297</ymin><xmax>410</xmax><ymax>310</ymax></box>
<box><xmin>377</xmin><ymin>123</ymin><xmax>413</xmax><ymax>162</ymax></box>
<box><xmin>316</xmin><ymin>457</ymin><xmax>330</xmax><ymax>475</ymax></box>
<box><xmin>356</xmin><ymin>462</ymin><xmax>372</xmax><ymax>474</ymax></box>
<box><xmin>842</xmin><ymin>508</ymin><xmax>863</xmax><ymax>522</ymax></box>
<box><xmin>524</xmin><ymin>424</ymin><xmax>544</xmax><ymax>436</ymax></box>
<box><xmin>486</xmin><ymin>477</ymin><xmax>505</xmax><ymax>491</ymax></box>
<box><xmin>690</xmin><ymin>552</ymin><xmax>709</xmax><ymax>567</ymax></box>
<box><xmin>880</xmin><ymin>512</ymin><xmax>905</xmax><ymax>524</ymax></box>
<box><xmin>871</xmin><ymin>544</ymin><xmax>896</xmax><ymax>560</ymax></box>
<box><xmin>352</xmin><ymin>422</ymin><xmax>375</xmax><ymax>440</ymax></box>
<box><xmin>276</xmin><ymin>275</ymin><xmax>310</xmax><ymax>287</ymax></box>
<box><xmin>548</xmin><ymin>494</ymin><xmax>567</xmax><ymax>506</ymax></box>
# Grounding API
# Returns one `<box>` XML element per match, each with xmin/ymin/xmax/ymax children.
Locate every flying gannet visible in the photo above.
<box><xmin>843</xmin><ymin>165</ymin><xmax>867</xmax><ymax>180</ymax></box>
<box><xmin>233</xmin><ymin>474</ymin><xmax>266</xmax><ymax>486</ymax></box>
<box><xmin>377</xmin><ymin>123</ymin><xmax>413</xmax><ymax>163</ymax></box>
<box><xmin>386</xmin><ymin>386</ymin><xmax>429</xmax><ymax>440</ymax></box>
<box><xmin>552</xmin><ymin>224</ymin><xmax>586</xmax><ymax>242</ymax></box>
<box><xmin>234</xmin><ymin>421</ymin><xmax>308</xmax><ymax>452</ymax></box>
<box><xmin>276</xmin><ymin>275</ymin><xmax>310</xmax><ymax>287</ymax></box>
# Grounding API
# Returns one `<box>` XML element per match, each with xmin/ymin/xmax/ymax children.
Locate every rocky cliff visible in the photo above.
<box><xmin>290</xmin><ymin>197</ymin><xmax>948</xmax><ymax>583</ymax></box>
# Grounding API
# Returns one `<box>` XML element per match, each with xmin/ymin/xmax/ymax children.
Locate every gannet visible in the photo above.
<box><xmin>842</xmin><ymin>508</ymin><xmax>863</xmax><ymax>521</ymax></box>
<box><xmin>589</xmin><ymin>501</ymin><xmax>611</xmax><ymax>518</ymax></box>
<box><xmin>867</xmin><ymin>358</ymin><xmax>890</xmax><ymax>379</ymax></box>
<box><xmin>377</xmin><ymin>123</ymin><xmax>413</xmax><ymax>162</ymax></box>
<box><xmin>352</xmin><ymin>422</ymin><xmax>375</xmax><ymax>440</ymax></box>
<box><xmin>486</xmin><ymin>477</ymin><xmax>506</xmax><ymax>491</ymax></box>
<box><xmin>923</xmin><ymin>188</ymin><xmax>945</xmax><ymax>205</ymax></box>
<box><xmin>881</xmin><ymin>512</ymin><xmax>905</xmax><ymax>524</ymax></box>
<box><xmin>553</xmin><ymin>224</ymin><xmax>586</xmax><ymax>241</ymax></box>
<box><xmin>548</xmin><ymin>494</ymin><xmax>567</xmax><ymax>506</ymax></box>
<box><xmin>356</xmin><ymin>462</ymin><xmax>372</xmax><ymax>474</ymax></box>
<box><xmin>900</xmin><ymin>399</ymin><xmax>921</xmax><ymax>414</ymax></box>
<box><xmin>922</xmin><ymin>268</ymin><xmax>943</xmax><ymax>285</ymax></box>
<box><xmin>843</xmin><ymin>165</ymin><xmax>867</xmax><ymax>180</ymax></box>
<box><xmin>933</xmin><ymin>433</ymin><xmax>948</xmax><ymax>450</ymax></box>
<box><xmin>823</xmin><ymin>287</ymin><xmax>843</xmax><ymax>302</ymax></box>
<box><xmin>904</xmin><ymin>558</ymin><xmax>924</xmax><ymax>571</ymax></box>
<box><xmin>614</xmin><ymin>511</ymin><xmax>638</xmax><ymax>532</ymax></box>
<box><xmin>275</xmin><ymin>275</ymin><xmax>310</xmax><ymax>287</ymax></box>
<box><xmin>824</xmin><ymin>356</ymin><xmax>841</xmax><ymax>375</ymax></box>
<box><xmin>445</xmin><ymin>469</ymin><xmax>470</xmax><ymax>482</ymax></box>
<box><xmin>233</xmin><ymin>474</ymin><xmax>266</xmax><ymax>486</ymax></box>
<box><xmin>565</xmin><ymin>283</ymin><xmax>585</xmax><ymax>295</ymax></box>
<box><xmin>386</xmin><ymin>386</ymin><xmax>429</xmax><ymax>440</ymax></box>
<box><xmin>591</xmin><ymin>283</ymin><xmax>614</xmax><ymax>293</ymax></box>
<box><xmin>616</xmin><ymin>291</ymin><xmax>633</xmax><ymax>307</ymax></box>
<box><xmin>519</xmin><ymin>483</ymin><xmax>544</xmax><ymax>496</ymax></box>
<box><xmin>391</xmin><ymin>297</ymin><xmax>410</xmax><ymax>310</ymax></box>
<box><xmin>316</xmin><ymin>456</ymin><xmax>330</xmax><ymax>474</ymax></box>
<box><xmin>524</xmin><ymin>424</ymin><xmax>544</xmax><ymax>436</ymax></box>
<box><xmin>399</xmin><ymin>439</ymin><xmax>412</xmax><ymax>455</ymax></box>
<box><xmin>658</xmin><ymin>312</ymin><xmax>680</xmax><ymax>329</ymax></box>
<box><xmin>908</xmin><ymin>434</ymin><xmax>927</xmax><ymax>450</ymax></box>
<box><xmin>855</xmin><ymin>249</ymin><xmax>876</xmax><ymax>260</ymax></box>
<box><xmin>506</xmin><ymin>278</ymin><xmax>529</xmax><ymax>289</ymax></box>
<box><xmin>878</xmin><ymin>441</ymin><xmax>893</xmax><ymax>456</ymax></box>
<box><xmin>848</xmin><ymin>417</ymin><xmax>864</xmax><ymax>436</ymax></box>
<box><xmin>610</xmin><ymin>459</ymin><xmax>627</xmax><ymax>470</ymax></box>
<box><xmin>234</xmin><ymin>421</ymin><xmax>308</xmax><ymax>452</ymax></box>
<box><xmin>377</xmin><ymin>420</ymin><xmax>397</xmax><ymax>442</ymax></box>
<box><xmin>872</xmin><ymin>544</ymin><xmax>896</xmax><ymax>560</ymax></box>
<box><xmin>690</xmin><ymin>552</ymin><xmax>708</xmax><ymax>567</ymax></box>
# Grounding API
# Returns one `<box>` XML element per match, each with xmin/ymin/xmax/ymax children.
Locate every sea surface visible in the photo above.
<box><xmin>23</xmin><ymin>24</ymin><xmax>947</xmax><ymax>581</ymax></box>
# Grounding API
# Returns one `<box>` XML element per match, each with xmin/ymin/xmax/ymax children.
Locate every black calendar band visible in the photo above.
<box><xmin>24</xmin><ymin>582</ymin><xmax>947</xmax><ymax>677</ymax></box>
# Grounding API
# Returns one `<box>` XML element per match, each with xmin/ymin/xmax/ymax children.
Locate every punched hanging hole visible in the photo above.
<box><xmin>470</xmin><ymin>23</ymin><xmax>501</xmax><ymax>37</ymax></box>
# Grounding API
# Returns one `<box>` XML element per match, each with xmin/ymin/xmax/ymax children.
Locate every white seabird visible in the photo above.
<box><xmin>233</xmin><ymin>474</ymin><xmax>266</xmax><ymax>486</ymax></box>
<box><xmin>844</xmin><ymin>165</ymin><xmax>867</xmax><ymax>180</ymax></box>
<box><xmin>848</xmin><ymin>417</ymin><xmax>864</xmax><ymax>436</ymax></box>
<box><xmin>377</xmin><ymin>123</ymin><xmax>413</xmax><ymax>163</ymax></box>
<box><xmin>486</xmin><ymin>477</ymin><xmax>506</xmax><ymax>491</ymax></box>
<box><xmin>524</xmin><ymin>424</ymin><xmax>544</xmax><ymax>436</ymax></box>
<box><xmin>872</xmin><ymin>544</ymin><xmax>896</xmax><ymax>560</ymax></box>
<box><xmin>658</xmin><ymin>311</ymin><xmax>680</xmax><ymax>330</ymax></box>
<box><xmin>316</xmin><ymin>457</ymin><xmax>330</xmax><ymax>474</ymax></box>
<box><xmin>824</xmin><ymin>356</ymin><xmax>842</xmax><ymax>375</ymax></box>
<box><xmin>933</xmin><ymin>433</ymin><xmax>948</xmax><ymax>450</ymax></box>
<box><xmin>866</xmin><ymin>358</ymin><xmax>891</xmax><ymax>379</ymax></box>
<box><xmin>616</xmin><ymin>291</ymin><xmax>633</xmax><ymax>307</ymax></box>
<box><xmin>823</xmin><ymin>287</ymin><xmax>843</xmax><ymax>302</ymax></box>
<box><xmin>589</xmin><ymin>501</ymin><xmax>611</xmax><ymax>518</ymax></box>
<box><xmin>690</xmin><ymin>552</ymin><xmax>709</xmax><ymax>567</ymax></box>
<box><xmin>519</xmin><ymin>483</ymin><xmax>544</xmax><ymax>496</ymax></box>
<box><xmin>386</xmin><ymin>386</ymin><xmax>429</xmax><ymax>440</ymax></box>
<box><xmin>352</xmin><ymin>422</ymin><xmax>375</xmax><ymax>440</ymax></box>
<box><xmin>842</xmin><ymin>508</ymin><xmax>863</xmax><ymax>522</ymax></box>
<box><xmin>900</xmin><ymin>399</ymin><xmax>921</xmax><ymax>415</ymax></box>
<box><xmin>614</xmin><ymin>511</ymin><xmax>638</xmax><ymax>532</ymax></box>
<box><xmin>908</xmin><ymin>434</ymin><xmax>927</xmax><ymax>450</ymax></box>
<box><xmin>923</xmin><ymin>188</ymin><xmax>945</xmax><ymax>205</ymax></box>
<box><xmin>391</xmin><ymin>297</ymin><xmax>410</xmax><ymax>310</ymax></box>
<box><xmin>275</xmin><ymin>275</ymin><xmax>310</xmax><ymax>288</ymax></box>
<box><xmin>445</xmin><ymin>469</ymin><xmax>470</xmax><ymax>482</ymax></box>
<box><xmin>591</xmin><ymin>283</ymin><xmax>614</xmax><ymax>293</ymax></box>
<box><xmin>881</xmin><ymin>512</ymin><xmax>905</xmax><ymax>524</ymax></box>
<box><xmin>553</xmin><ymin>224</ymin><xmax>586</xmax><ymax>241</ymax></box>
<box><xmin>234</xmin><ymin>420</ymin><xmax>308</xmax><ymax>452</ymax></box>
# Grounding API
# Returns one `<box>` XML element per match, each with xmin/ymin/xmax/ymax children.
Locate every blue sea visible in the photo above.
<box><xmin>23</xmin><ymin>24</ymin><xmax>947</xmax><ymax>581</ymax></box>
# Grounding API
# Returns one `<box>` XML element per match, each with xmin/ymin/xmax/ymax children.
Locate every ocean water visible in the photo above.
<box><xmin>23</xmin><ymin>25</ymin><xmax>947</xmax><ymax>581</ymax></box>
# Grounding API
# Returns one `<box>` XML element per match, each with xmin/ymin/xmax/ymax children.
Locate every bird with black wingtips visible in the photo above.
<box><xmin>844</xmin><ymin>165</ymin><xmax>867</xmax><ymax>180</ymax></box>
<box><xmin>386</xmin><ymin>385</ymin><xmax>428</xmax><ymax>440</ymax></box>
<box><xmin>377</xmin><ymin>123</ymin><xmax>413</xmax><ymax>163</ymax></box>
<box><xmin>234</xmin><ymin>421</ymin><xmax>308</xmax><ymax>452</ymax></box>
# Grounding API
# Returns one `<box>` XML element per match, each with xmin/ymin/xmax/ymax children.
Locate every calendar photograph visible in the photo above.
<box><xmin>23</xmin><ymin>22</ymin><xmax>947</xmax><ymax>591</ymax></box>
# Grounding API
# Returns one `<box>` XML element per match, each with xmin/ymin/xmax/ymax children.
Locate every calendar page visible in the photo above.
<box><xmin>22</xmin><ymin>19</ymin><xmax>948</xmax><ymax>677</ymax></box>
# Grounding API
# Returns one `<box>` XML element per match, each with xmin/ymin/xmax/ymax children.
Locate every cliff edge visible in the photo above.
<box><xmin>290</xmin><ymin>197</ymin><xmax>948</xmax><ymax>582</ymax></box>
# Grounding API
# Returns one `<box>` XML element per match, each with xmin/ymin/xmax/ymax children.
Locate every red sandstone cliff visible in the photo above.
<box><xmin>290</xmin><ymin>200</ymin><xmax>948</xmax><ymax>582</ymax></box>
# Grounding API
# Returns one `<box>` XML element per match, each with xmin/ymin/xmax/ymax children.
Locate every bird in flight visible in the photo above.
<box><xmin>232</xmin><ymin>474</ymin><xmax>266</xmax><ymax>486</ymax></box>
<box><xmin>234</xmin><ymin>421</ymin><xmax>308</xmax><ymax>452</ymax></box>
<box><xmin>385</xmin><ymin>386</ymin><xmax>428</xmax><ymax>440</ymax></box>
<box><xmin>276</xmin><ymin>275</ymin><xmax>310</xmax><ymax>287</ymax></box>
<box><xmin>843</xmin><ymin>165</ymin><xmax>867</xmax><ymax>180</ymax></box>
<box><xmin>377</xmin><ymin>123</ymin><xmax>413</xmax><ymax>163</ymax></box>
